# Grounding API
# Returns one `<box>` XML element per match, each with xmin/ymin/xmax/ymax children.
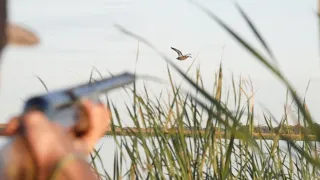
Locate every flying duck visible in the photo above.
<box><xmin>171</xmin><ymin>47</ymin><xmax>191</xmax><ymax>60</ymax></box>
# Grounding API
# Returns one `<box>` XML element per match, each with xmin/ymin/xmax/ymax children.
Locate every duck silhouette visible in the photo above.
<box><xmin>171</xmin><ymin>47</ymin><xmax>191</xmax><ymax>60</ymax></box>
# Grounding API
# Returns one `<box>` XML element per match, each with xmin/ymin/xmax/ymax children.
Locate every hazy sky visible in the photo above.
<box><xmin>0</xmin><ymin>0</ymin><xmax>319</xmax><ymax>123</ymax></box>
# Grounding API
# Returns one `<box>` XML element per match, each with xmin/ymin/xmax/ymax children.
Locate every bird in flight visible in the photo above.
<box><xmin>171</xmin><ymin>47</ymin><xmax>191</xmax><ymax>60</ymax></box>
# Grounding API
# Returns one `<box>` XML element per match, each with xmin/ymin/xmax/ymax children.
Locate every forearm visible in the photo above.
<box><xmin>0</xmin><ymin>136</ymin><xmax>36</xmax><ymax>179</ymax></box>
<box><xmin>50</xmin><ymin>157</ymin><xmax>99</xmax><ymax>180</ymax></box>
<box><xmin>0</xmin><ymin>137</ymin><xmax>98</xmax><ymax>180</ymax></box>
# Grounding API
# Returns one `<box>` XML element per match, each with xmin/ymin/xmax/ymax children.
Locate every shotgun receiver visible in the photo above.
<box><xmin>22</xmin><ymin>72</ymin><xmax>136</xmax><ymax>135</ymax></box>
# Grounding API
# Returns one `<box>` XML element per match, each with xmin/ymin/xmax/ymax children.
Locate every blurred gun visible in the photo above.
<box><xmin>0</xmin><ymin>72</ymin><xmax>141</xmax><ymax>179</ymax></box>
<box><xmin>0</xmin><ymin>72</ymin><xmax>137</xmax><ymax>136</ymax></box>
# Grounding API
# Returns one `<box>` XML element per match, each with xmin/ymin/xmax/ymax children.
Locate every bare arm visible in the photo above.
<box><xmin>0</xmin><ymin>136</ymin><xmax>98</xmax><ymax>180</ymax></box>
<box><xmin>0</xmin><ymin>136</ymin><xmax>36</xmax><ymax>179</ymax></box>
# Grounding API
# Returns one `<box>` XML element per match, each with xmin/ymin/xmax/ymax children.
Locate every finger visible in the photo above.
<box><xmin>20</xmin><ymin>111</ymin><xmax>70</xmax><ymax>154</ymax></box>
<box><xmin>20</xmin><ymin>111</ymin><xmax>75</xmax><ymax>155</ymax></box>
<box><xmin>0</xmin><ymin>116</ymin><xmax>20</xmax><ymax>136</ymax></box>
<box><xmin>21</xmin><ymin>111</ymin><xmax>74</xmax><ymax>143</ymax></box>
<box><xmin>21</xmin><ymin>111</ymin><xmax>68</xmax><ymax>134</ymax></box>
<box><xmin>19</xmin><ymin>110</ymin><xmax>79</xmax><ymax>178</ymax></box>
<box><xmin>20</xmin><ymin>111</ymin><xmax>54</xmax><ymax>141</ymax></box>
<box><xmin>77</xmin><ymin>100</ymin><xmax>111</xmax><ymax>153</ymax></box>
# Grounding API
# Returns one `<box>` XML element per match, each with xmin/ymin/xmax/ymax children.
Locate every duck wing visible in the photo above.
<box><xmin>171</xmin><ymin>47</ymin><xmax>183</xmax><ymax>56</ymax></box>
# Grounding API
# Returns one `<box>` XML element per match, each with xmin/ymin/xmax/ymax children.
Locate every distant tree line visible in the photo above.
<box><xmin>237</xmin><ymin>123</ymin><xmax>320</xmax><ymax>134</ymax></box>
<box><xmin>115</xmin><ymin>123</ymin><xmax>320</xmax><ymax>135</ymax></box>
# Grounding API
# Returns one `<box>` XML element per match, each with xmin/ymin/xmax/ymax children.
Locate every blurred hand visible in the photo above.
<box><xmin>2</xmin><ymin>99</ymin><xmax>111</xmax><ymax>179</ymax></box>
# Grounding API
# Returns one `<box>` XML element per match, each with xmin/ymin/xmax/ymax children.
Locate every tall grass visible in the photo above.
<box><xmin>88</xmin><ymin>1</ymin><xmax>320</xmax><ymax>179</ymax></box>
<box><xmin>88</xmin><ymin>63</ymin><xmax>319</xmax><ymax>179</ymax></box>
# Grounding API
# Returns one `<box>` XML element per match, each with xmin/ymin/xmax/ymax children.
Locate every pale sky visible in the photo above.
<box><xmin>0</xmin><ymin>0</ymin><xmax>318</xmax><ymax>122</ymax></box>
<box><xmin>0</xmin><ymin>0</ymin><xmax>319</xmax><ymax>174</ymax></box>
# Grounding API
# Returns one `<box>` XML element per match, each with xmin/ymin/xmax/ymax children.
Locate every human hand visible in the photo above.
<box><xmin>1</xmin><ymin>99</ymin><xmax>111</xmax><ymax>179</ymax></box>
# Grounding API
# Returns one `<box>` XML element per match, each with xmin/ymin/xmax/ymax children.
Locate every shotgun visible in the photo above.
<box><xmin>0</xmin><ymin>72</ymin><xmax>137</xmax><ymax>138</ymax></box>
<box><xmin>23</xmin><ymin>72</ymin><xmax>136</xmax><ymax>135</ymax></box>
<box><xmin>0</xmin><ymin>72</ymin><xmax>138</xmax><ymax>178</ymax></box>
